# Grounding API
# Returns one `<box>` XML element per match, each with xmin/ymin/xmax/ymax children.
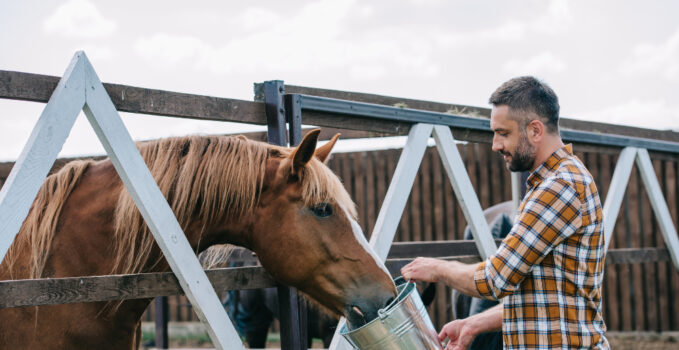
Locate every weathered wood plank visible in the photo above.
<box><xmin>0</xmin><ymin>266</ymin><xmax>276</xmax><ymax>308</ymax></box>
<box><xmin>387</xmin><ymin>240</ymin><xmax>501</xmax><ymax>258</ymax></box>
<box><xmin>5</xmin><ymin>70</ymin><xmax>679</xmax><ymax>147</ymax></box>
<box><xmin>6</xmin><ymin>71</ymin><xmax>679</xmax><ymax>152</ymax></box>
<box><xmin>0</xmin><ymin>70</ymin><xmax>266</xmax><ymax>125</ymax></box>
<box><xmin>605</xmin><ymin>247</ymin><xmax>672</xmax><ymax>264</ymax></box>
<box><xmin>0</xmin><ymin>247</ymin><xmax>668</xmax><ymax>309</ymax></box>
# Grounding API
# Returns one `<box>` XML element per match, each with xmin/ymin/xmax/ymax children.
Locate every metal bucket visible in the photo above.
<box><xmin>340</xmin><ymin>277</ymin><xmax>443</xmax><ymax>350</ymax></box>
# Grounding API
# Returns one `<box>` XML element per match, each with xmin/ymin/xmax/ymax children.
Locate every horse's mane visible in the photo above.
<box><xmin>3</xmin><ymin>134</ymin><xmax>356</xmax><ymax>279</ymax></box>
<box><xmin>3</xmin><ymin>160</ymin><xmax>94</xmax><ymax>279</ymax></box>
<box><xmin>115</xmin><ymin>134</ymin><xmax>356</xmax><ymax>275</ymax></box>
<box><xmin>111</xmin><ymin>135</ymin><xmax>270</xmax><ymax>275</ymax></box>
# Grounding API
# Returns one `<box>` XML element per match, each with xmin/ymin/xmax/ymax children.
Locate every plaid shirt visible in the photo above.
<box><xmin>475</xmin><ymin>145</ymin><xmax>608</xmax><ymax>349</ymax></box>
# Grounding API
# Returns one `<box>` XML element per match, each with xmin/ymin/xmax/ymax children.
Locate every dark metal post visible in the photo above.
<box><xmin>260</xmin><ymin>80</ymin><xmax>307</xmax><ymax>350</ymax></box>
<box><xmin>154</xmin><ymin>296</ymin><xmax>169</xmax><ymax>349</ymax></box>
<box><xmin>520</xmin><ymin>171</ymin><xmax>530</xmax><ymax>198</ymax></box>
<box><xmin>285</xmin><ymin>94</ymin><xmax>303</xmax><ymax>146</ymax></box>
<box><xmin>263</xmin><ymin>80</ymin><xmax>287</xmax><ymax>146</ymax></box>
<box><xmin>284</xmin><ymin>92</ymin><xmax>309</xmax><ymax>347</ymax></box>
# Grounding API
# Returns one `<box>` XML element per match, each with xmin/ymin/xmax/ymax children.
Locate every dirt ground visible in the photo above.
<box><xmin>606</xmin><ymin>332</ymin><xmax>678</xmax><ymax>350</ymax></box>
<box><xmin>144</xmin><ymin>330</ymin><xmax>679</xmax><ymax>349</ymax></box>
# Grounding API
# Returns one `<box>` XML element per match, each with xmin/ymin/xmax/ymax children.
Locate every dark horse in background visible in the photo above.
<box><xmin>0</xmin><ymin>130</ymin><xmax>397</xmax><ymax>349</ymax></box>
<box><xmin>199</xmin><ymin>249</ymin><xmax>438</xmax><ymax>349</ymax></box>
<box><xmin>453</xmin><ymin>200</ymin><xmax>515</xmax><ymax>350</ymax></box>
<box><xmin>226</xmin><ymin>282</ymin><xmax>339</xmax><ymax>347</ymax></box>
<box><xmin>198</xmin><ymin>247</ymin><xmax>340</xmax><ymax>348</ymax></box>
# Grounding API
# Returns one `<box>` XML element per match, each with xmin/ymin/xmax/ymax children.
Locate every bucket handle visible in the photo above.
<box><xmin>377</xmin><ymin>277</ymin><xmax>413</xmax><ymax>320</ymax></box>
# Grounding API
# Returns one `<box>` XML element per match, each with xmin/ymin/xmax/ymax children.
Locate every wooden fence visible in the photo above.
<box><xmin>320</xmin><ymin>143</ymin><xmax>679</xmax><ymax>332</ymax></box>
<box><xmin>3</xmin><ymin>139</ymin><xmax>677</xmax><ymax>332</ymax></box>
<box><xmin>1</xmin><ymin>69</ymin><xmax>678</xmax><ymax>340</ymax></box>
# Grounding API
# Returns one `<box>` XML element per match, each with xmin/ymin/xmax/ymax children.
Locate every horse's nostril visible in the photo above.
<box><xmin>383</xmin><ymin>297</ymin><xmax>395</xmax><ymax>309</ymax></box>
<box><xmin>352</xmin><ymin>305</ymin><xmax>365</xmax><ymax>318</ymax></box>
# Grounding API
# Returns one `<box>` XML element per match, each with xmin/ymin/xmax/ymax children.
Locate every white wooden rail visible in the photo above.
<box><xmin>329</xmin><ymin>123</ymin><xmax>498</xmax><ymax>350</ymax></box>
<box><xmin>602</xmin><ymin>147</ymin><xmax>679</xmax><ymax>269</ymax></box>
<box><xmin>602</xmin><ymin>147</ymin><xmax>638</xmax><ymax>252</ymax></box>
<box><xmin>0</xmin><ymin>52</ymin><xmax>244</xmax><ymax>350</ymax></box>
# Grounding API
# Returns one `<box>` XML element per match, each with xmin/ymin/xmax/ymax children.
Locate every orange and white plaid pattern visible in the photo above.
<box><xmin>475</xmin><ymin>144</ymin><xmax>608</xmax><ymax>349</ymax></box>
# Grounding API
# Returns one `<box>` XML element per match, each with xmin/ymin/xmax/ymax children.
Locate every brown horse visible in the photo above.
<box><xmin>0</xmin><ymin>129</ymin><xmax>396</xmax><ymax>349</ymax></box>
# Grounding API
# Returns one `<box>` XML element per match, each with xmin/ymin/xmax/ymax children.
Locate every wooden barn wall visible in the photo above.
<box><xmin>1</xmin><ymin>142</ymin><xmax>678</xmax><ymax>332</ymax></box>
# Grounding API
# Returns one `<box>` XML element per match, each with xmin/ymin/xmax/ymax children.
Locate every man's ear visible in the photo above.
<box><xmin>291</xmin><ymin>129</ymin><xmax>321</xmax><ymax>175</ymax></box>
<box><xmin>528</xmin><ymin>119</ymin><xmax>544</xmax><ymax>142</ymax></box>
<box><xmin>315</xmin><ymin>133</ymin><xmax>340</xmax><ymax>163</ymax></box>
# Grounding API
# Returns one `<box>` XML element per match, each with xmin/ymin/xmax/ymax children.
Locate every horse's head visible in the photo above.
<box><xmin>245</xmin><ymin>130</ymin><xmax>397</xmax><ymax>328</ymax></box>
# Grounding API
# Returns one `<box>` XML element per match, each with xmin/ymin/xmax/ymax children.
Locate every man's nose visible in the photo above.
<box><xmin>492</xmin><ymin>136</ymin><xmax>502</xmax><ymax>152</ymax></box>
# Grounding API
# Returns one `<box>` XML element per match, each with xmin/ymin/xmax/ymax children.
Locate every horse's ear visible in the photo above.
<box><xmin>291</xmin><ymin>129</ymin><xmax>321</xmax><ymax>175</ymax></box>
<box><xmin>315</xmin><ymin>133</ymin><xmax>340</xmax><ymax>163</ymax></box>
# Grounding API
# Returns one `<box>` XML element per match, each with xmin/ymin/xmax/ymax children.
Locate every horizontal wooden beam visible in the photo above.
<box><xmin>605</xmin><ymin>247</ymin><xmax>671</xmax><ymax>264</ymax></box>
<box><xmin>388</xmin><ymin>240</ymin><xmax>502</xmax><ymax>259</ymax></box>
<box><xmin>227</xmin><ymin>241</ymin><xmax>671</xmax><ymax>263</ymax></box>
<box><xmin>0</xmin><ymin>266</ymin><xmax>275</xmax><ymax>308</ymax></box>
<box><xmin>0</xmin><ymin>245</ymin><xmax>668</xmax><ymax>308</ymax></box>
<box><xmin>0</xmin><ymin>70</ymin><xmax>266</xmax><ymax>125</ymax></box>
<box><xmin>3</xmin><ymin>70</ymin><xmax>679</xmax><ymax>148</ymax></box>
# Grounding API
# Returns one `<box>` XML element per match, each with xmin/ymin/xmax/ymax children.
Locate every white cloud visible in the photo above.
<box><xmin>437</xmin><ymin>20</ymin><xmax>527</xmax><ymax>47</ymax></box>
<box><xmin>573</xmin><ymin>99</ymin><xmax>679</xmax><ymax>131</ymax></box>
<box><xmin>436</xmin><ymin>0</ymin><xmax>571</xmax><ymax>48</ymax></box>
<box><xmin>43</xmin><ymin>0</ymin><xmax>116</xmax><ymax>38</ymax></box>
<box><xmin>238</xmin><ymin>7</ymin><xmax>281</xmax><ymax>31</ymax></box>
<box><xmin>532</xmin><ymin>0</ymin><xmax>572</xmax><ymax>35</ymax></box>
<box><xmin>356</xmin><ymin>4</ymin><xmax>374</xmax><ymax>17</ymax></box>
<box><xmin>619</xmin><ymin>26</ymin><xmax>679</xmax><ymax>81</ymax></box>
<box><xmin>404</xmin><ymin>0</ymin><xmax>446</xmax><ymax>5</ymax></box>
<box><xmin>503</xmin><ymin>52</ymin><xmax>566</xmax><ymax>75</ymax></box>
<box><xmin>134</xmin><ymin>34</ymin><xmax>209</xmax><ymax>68</ymax></box>
<box><xmin>133</xmin><ymin>0</ymin><xmax>438</xmax><ymax>79</ymax></box>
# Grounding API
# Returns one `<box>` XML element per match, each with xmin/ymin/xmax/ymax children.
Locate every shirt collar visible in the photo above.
<box><xmin>526</xmin><ymin>144</ymin><xmax>573</xmax><ymax>188</ymax></box>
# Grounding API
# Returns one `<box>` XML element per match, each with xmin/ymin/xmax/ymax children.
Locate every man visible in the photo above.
<box><xmin>402</xmin><ymin>76</ymin><xmax>608</xmax><ymax>350</ymax></box>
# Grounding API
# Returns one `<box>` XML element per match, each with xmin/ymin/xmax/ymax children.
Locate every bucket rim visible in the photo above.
<box><xmin>339</xmin><ymin>276</ymin><xmax>415</xmax><ymax>335</ymax></box>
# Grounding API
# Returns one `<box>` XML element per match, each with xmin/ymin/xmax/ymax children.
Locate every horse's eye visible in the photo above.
<box><xmin>311</xmin><ymin>203</ymin><xmax>333</xmax><ymax>218</ymax></box>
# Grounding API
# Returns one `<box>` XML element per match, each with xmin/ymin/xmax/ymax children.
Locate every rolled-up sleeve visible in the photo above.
<box><xmin>475</xmin><ymin>177</ymin><xmax>582</xmax><ymax>300</ymax></box>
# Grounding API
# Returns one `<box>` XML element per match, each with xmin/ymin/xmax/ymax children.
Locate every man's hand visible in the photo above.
<box><xmin>439</xmin><ymin>304</ymin><xmax>503</xmax><ymax>349</ymax></box>
<box><xmin>401</xmin><ymin>257</ymin><xmax>447</xmax><ymax>283</ymax></box>
<box><xmin>438</xmin><ymin>318</ymin><xmax>477</xmax><ymax>350</ymax></box>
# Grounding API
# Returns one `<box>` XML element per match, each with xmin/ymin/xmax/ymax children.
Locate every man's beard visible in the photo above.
<box><xmin>503</xmin><ymin>133</ymin><xmax>536</xmax><ymax>172</ymax></box>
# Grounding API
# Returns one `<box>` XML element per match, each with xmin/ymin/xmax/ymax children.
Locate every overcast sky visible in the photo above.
<box><xmin>1</xmin><ymin>0</ymin><xmax>678</xmax><ymax>161</ymax></box>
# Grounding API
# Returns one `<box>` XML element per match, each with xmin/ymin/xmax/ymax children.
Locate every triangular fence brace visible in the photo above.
<box><xmin>329</xmin><ymin>123</ymin><xmax>498</xmax><ymax>350</ymax></box>
<box><xmin>602</xmin><ymin>147</ymin><xmax>679</xmax><ymax>268</ymax></box>
<box><xmin>0</xmin><ymin>52</ymin><xmax>244</xmax><ymax>350</ymax></box>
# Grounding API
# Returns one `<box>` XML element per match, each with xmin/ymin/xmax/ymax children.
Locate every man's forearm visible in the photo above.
<box><xmin>401</xmin><ymin>257</ymin><xmax>484</xmax><ymax>297</ymax></box>
<box><xmin>464</xmin><ymin>303</ymin><xmax>503</xmax><ymax>334</ymax></box>
<box><xmin>435</xmin><ymin>260</ymin><xmax>483</xmax><ymax>297</ymax></box>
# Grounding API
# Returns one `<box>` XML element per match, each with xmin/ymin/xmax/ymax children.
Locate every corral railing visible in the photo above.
<box><xmin>1</xmin><ymin>53</ymin><xmax>678</xmax><ymax>348</ymax></box>
<box><xmin>2</xmin><ymin>141</ymin><xmax>676</xmax><ymax>333</ymax></box>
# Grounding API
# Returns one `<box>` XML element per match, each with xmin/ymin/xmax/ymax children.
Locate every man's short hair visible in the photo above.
<box><xmin>489</xmin><ymin>76</ymin><xmax>560</xmax><ymax>133</ymax></box>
